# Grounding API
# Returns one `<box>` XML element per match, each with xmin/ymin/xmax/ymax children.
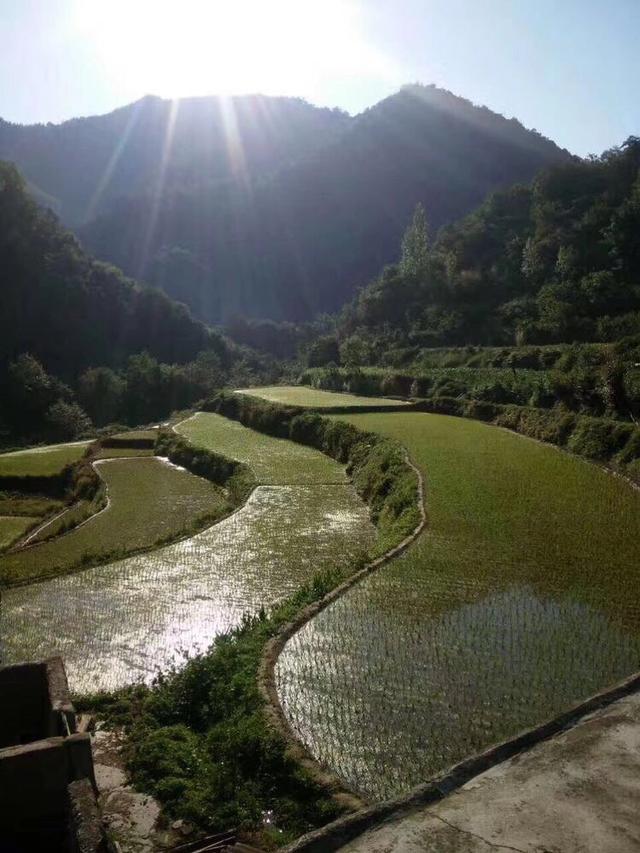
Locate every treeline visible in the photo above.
<box><xmin>0</xmin><ymin>347</ymin><xmax>281</xmax><ymax>447</ymax></box>
<box><xmin>0</xmin><ymin>161</ymin><xmax>226</xmax><ymax>379</ymax></box>
<box><xmin>302</xmin><ymin>337</ymin><xmax>640</xmax><ymax>423</ymax></box>
<box><xmin>0</xmin><ymin>160</ymin><xmax>285</xmax><ymax>446</ymax></box>
<box><xmin>335</xmin><ymin>137</ymin><xmax>640</xmax><ymax>349</ymax></box>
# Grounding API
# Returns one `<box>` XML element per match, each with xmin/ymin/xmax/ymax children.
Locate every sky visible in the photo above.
<box><xmin>0</xmin><ymin>0</ymin><xmax>638</xmax><ymax>157</ymax></box>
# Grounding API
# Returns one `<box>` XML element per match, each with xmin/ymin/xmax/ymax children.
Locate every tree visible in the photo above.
<box><xmin>45</xmin><ymin>401</ymin><xmax>92</xmax><ymax>440</ymax></box>
<box><xmin>78</xmin><ymin>367</ymin><xmax>125</xmax><ymax>426</ymax></box>
<box><xmin>400</xmin><ymin>203</ymin><xmax>430</xmax><ymax>278</ymax></box>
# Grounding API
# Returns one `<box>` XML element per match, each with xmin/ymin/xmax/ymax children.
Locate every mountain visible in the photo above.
<box><xmin>0</xmin><ymin>160</ymin><xmax>224</xmax><ymax>382</ymax></box>
<box><xmin>0</xmin><ymin>93</ymin><xmax>348</xmax><ymax>227</ymax></box>
<box><xmin>336</xmin><ymin>136</ymin><xmax>640</xmax><ymax>350</ymax></box>
<box><xmin>0</xmin><ymin>85</ymin><xmax>571</xmax><ymax>323</ymax></box>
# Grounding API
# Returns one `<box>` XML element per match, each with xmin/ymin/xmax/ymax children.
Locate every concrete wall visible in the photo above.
<box><xmin>0</xmin><ymin>733</ymin><xmax>96</xmax><ymax>846</ymax></box>
<box><xmin>0</xmin><ymin>658</ymin><xmax>76</xmax><ymax>748</ymax></box>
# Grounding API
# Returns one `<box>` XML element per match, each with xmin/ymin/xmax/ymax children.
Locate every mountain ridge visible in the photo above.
<box><xmin>0</xmin><ymin>84</ymin><xmax>572</xmax><ymax>323</ymax></box>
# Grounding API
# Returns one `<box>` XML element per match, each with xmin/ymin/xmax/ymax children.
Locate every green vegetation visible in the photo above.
<box><xmin>0</xmin><ymin>516</ymin><xmax>38</xmax><ymax>549</ymax></box>
<box><xmin>0</xmin><ymin>442</ymin><xmax>91</xmax><ymax>477</ymax></box>
<box><xmin>79</xmin><ymin>571</ymin><xmax>355</xmax><ymax>843</ymax></box>
<box><xmin>72</xmin><ymin>397</ymin><xmax>419</xmax><ymax>841</ymax></box>
<box><xmin>72</xmin><ymin>86</ymin><xmax>565</xmax><ymax>325</ymax></box>
<box><xmin>238</xmin><ymin>386</ymin><xmax>409</xmax><ymax>408</ymax></box>
<box><xmin>176</xmin><ymin>412</ymin><xmax>347</xmax><ymax>484</ymax></box>
<box><xmin>337</xmin><ymin>138</ymin><xmax>640</xmax><ymax>348</ymax></box>
<box><xmin>277</xmin><ymin>409</ymin><xmax>640</xmax><ymax>801</ymax></box>
<box><xmin>0</xmin><ymin>457</ymin><xmax>228</xmax><ymax>587</ymax></box>
<box><xmin>0</xmin><ymin>495</ymin><xmax>63</xmax><ymax>517</ymax></box>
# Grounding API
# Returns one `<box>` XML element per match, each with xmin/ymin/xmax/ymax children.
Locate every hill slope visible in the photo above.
<box><xmin>0</xmin><ymin>93</ymin><xmax>348</xmax><ymax>227</ymax></box>
<box><xmin>338</xmin><ymin>136</ymin><xmax>640</xmax><ymax>349</ymax></box>
<box><xmin>0</xmin><ymin>160</ymin><xmax>221</xmax><ymax>380</ymax></box>
<box><xmin>0</xmin><ymin>86</ymin><xmax>570</xmax><ymax>323</ymax></box>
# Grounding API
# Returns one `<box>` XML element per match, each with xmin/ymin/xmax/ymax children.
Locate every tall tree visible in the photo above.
<box><xmin>400</xmin><ymin>203</ymin><xmax>430</xmax><ymax>278</ymax></box>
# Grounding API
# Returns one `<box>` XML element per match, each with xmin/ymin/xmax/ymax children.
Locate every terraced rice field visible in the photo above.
<box><xmin>176</xmin><ymin>412</ymin><xmax>346</xmax><ymax>483</ymax></box>
<box><xmin>0</xmin><ymin>440</ymin><xmax>92</xmax><ymax>476</ymax></box>
<box><xmin>237</xmin><ymin>385</ymin><xmax>409</xmax><ymax>408</ymax></box>
<box><xmin>2</xmin><ymin>485</ymin><xmax>374</xmax><ymax>692</ymax></box>
<box><xmin>0</xmin><ymin>515</ymin><xmax>38</xmax><ymax>549</ymax></box>
<box><xmin>1</xmin><ymin>415</ymin><xmax>376</xmax><ymax>691</ymax></box>
<box><xmin>276</xmin><ymin>409</ymin><xmax>640</xmax><ymax>801</ymax></box>
<box><xmin>0</xmin><ymin>457</ymin><xmax>226</xmax><ymax>586</ymax></box>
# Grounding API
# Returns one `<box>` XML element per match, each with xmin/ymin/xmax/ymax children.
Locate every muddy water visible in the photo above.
<box><xmin>1</xmin><ymin>485</ymin><xmax>375</xmax><ymax>692</ymax></box>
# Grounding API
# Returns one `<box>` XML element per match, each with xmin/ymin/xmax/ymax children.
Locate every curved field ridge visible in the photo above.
<box><xmin>2</xmin><ymin>485</ymin><xmax>374</xmax><ymax>692</ymax></box>
<box><xmin>0</xmin><ymin>456</ymin><xmax>226</xmax><ymax>586</ymax></box>
<box><xmin>237</xmin><ymin>386</ymin><xmax>410</xmax><ymax>409</ymax></box>
<box><xmin>176</xmin><ymin>412</ymin><xmax>347</xmax><ymax>483</ymax></box>
<box><xmin>276</xmin><ymin>410</ymin><xmax>640</xmax><ymax>801</ymax></box>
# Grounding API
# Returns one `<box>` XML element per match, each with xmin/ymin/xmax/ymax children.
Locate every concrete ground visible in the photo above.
<box><xmin>340</xmin><ymin>692</ymin><xmax>640</xmax><ymax>853</ymax></box>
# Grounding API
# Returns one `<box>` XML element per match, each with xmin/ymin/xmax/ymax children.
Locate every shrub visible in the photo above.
<box><xmin>568</xmin><ymin>418</ymin><xmax>635</xmax><ymax>460</ymax></box>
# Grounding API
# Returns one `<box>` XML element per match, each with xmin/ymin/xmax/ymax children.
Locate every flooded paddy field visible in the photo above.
<box><xmin>0</xmin><ymin>456</ymin><xmax>227</xmax><ymax>585</ymax></box>
<box><xmin>276</xmin><ymin>410</ymin><xmax>640</xmax><ymax>801</ymax></box>
<box><xmin>1</xmin><ymin>484</ymin><xmax>374</xmax><ymax>692</ymax></box>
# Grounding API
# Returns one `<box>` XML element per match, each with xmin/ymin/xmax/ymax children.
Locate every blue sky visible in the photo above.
<box><xmin>1</xmin><ymin>0</ymin><xmax>638</xmax><ymax>156</ymax></box>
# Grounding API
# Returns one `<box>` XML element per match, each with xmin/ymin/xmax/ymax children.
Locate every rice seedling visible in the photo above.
<box><xmin>0</xmin><ymin>440</ymin><xmax>92</xmax><ymax>477</ymax></box>
<box><xmin>0</xmin><ymin>515</ymin><xmax>39</xmax><ymax>550</ymax></box>
<box><xmin>0</xmin><ymin>456</ymin><xmax>227</xmax><ymax>586</ymax></box>
<box><xmin>176</xmin><ymin>412</ymin><xmax>347</xmax><ymax>483</ymax></box>
<box><xmin>3</xmin><ymin>484</ymin><xmax>374</xmax><ymax>692</ymax></box>
<box><xmin>237</xmin><ymin>385</ymin><xmax>410</xmax><ymax>408</ymax></box>
<box><xmin>276</xmin><ymin>410</ymin><xmax>640</xmax><ymax>801</ymax></box>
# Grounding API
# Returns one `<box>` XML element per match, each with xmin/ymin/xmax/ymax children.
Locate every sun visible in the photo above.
<box><xmin>72</xmin><ymin>0</ymin><xmax>393</xmax><ymax>103</ymax></box>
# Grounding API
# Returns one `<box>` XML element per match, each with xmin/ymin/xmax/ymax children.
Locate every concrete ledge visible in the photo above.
<box><xmin>283</xmin><ymin>669</ymin><xmax>640</xmax><ymax>852</ymax></box>
<box><xmin>68</xmin><ymin>778</ymin><xmax>109</xmax><ymax>853</ymax></box>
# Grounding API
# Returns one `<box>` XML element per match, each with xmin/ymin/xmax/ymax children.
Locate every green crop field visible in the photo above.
<box><xmin>277</xmin><ymin>409</ymin><xmax>640</xmax><ymax>800</ymax></box>
<box><xmin>238</xmin><ymin>385</ymin><xmax>410</xmax><ymax>408</ymax></box>
<box><xmin>176</xmin><ymin>412</ymin><xmax>347</xmax><ymax>483</ymax></box>
<box><xmin>0</xmin><ymin>441</ymin><xmax>92</xmax><ymax>477</ymax></box>
<box><xmin>0</xmin><ymin>516</ymin><xmax>38</xmax><ymax>550</ymax></box>
<box><xmin>92</xmin><ymin>447</ymin><xmax>155</xmax><ymax>459</ymax></box>
<box><xmin>0</xmin><ymin>457</ymin><xmax>227</xmax><ymax>586</ymax></box>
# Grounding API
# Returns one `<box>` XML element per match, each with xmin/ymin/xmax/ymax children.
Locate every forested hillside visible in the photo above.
<box><xmin>0</xmin><ymin>86</ymin><xmax>569</xmax><ymax>323</ymax></box>
<box><xmin>337</xmin><ymin>137</ymin><xmax>640</xmax><ymax>351</ymax></box>
<box><xmin>0</xmin><ymin>162</ymin><xmax>274</xmax><ymax>446</ymax></box>
<box><xmin>0</xmin><ymin>94</ymin><xmax>347</xmax><ymax>226</ymax></box>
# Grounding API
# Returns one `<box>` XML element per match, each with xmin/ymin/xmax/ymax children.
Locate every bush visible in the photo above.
<box><xmin>568</xmin><ymin>418</ymin><xmax>635</xmax><ymax>460</ymax></box>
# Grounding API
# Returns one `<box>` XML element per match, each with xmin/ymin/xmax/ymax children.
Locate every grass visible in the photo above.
<box><xmin>0</xmin><ymin>495</ymin><xmax>63</xmax><ymax>517</ymax></box>
<box><xmin>0</xmin><ymin>441</ymin><xmax>91</xmax><ymax>477</ymax></box>
<box><xmin>176</xmin><ymin>412</ymin><xmax>347</xmax><ymax>484</ymax></box>
<box><xmin>237</xmin><ymin>386</ymin><xmax>410</xmax><ymax>408</ymax></box>
<box><xmin>92</xmin><ymin>447</ymin><xmax>156</xmax><ymax>459</ymax></box>
<box><xmin>0</xmin><ymin>516</ymin><xmax>39</xmax><ymax>550</ymax></box>
<box><xmin>109</xmin><ymin>430</ymin><xmax>158</xmax><ymax>441</ymax></box>
<box><xmin>0</xmin><ymin>457</ymin><xmax>228</xmax><ymax>587</ymax></box>
<box><xmin>275</xmin><ymin>409</ymin><xmax>640</xmax><ymax>800</ymax></box>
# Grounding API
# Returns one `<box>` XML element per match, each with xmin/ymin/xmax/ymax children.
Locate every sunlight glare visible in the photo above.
<box><xmin>73</xmin><ymin>0</ymin><xmax>395</xmax><ymax>103</ymax></box>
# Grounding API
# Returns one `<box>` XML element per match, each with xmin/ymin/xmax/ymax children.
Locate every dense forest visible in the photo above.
<box><xmin>0</xmin><ymin>86</ymin><xmax>569</xmax><ymax>323</ymax></box>
<box><xmin>332</xmin><ymin>137</ymin><xmax>640</xmax><ymax>355</ymax></box>
<box><xmin>0</xmin><ymin>162</ymin><xmax>276</xmax><ymax>446</ymax></box>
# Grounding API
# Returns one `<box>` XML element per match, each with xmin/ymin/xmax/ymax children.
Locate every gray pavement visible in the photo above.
<box><xmin>340</xmin><ymin>691</ymin><xmax>640</xmax><ymax>853</ymax></box>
